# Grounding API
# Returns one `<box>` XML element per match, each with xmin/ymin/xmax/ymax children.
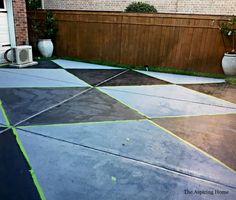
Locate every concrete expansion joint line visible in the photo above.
<box><xmin>16</xmin><ymin>127</ymin><xmax>236</xmax><ymax>191</ymax></box>
<box><xmin>102</xmin><ymin>88</ymin><xmax>236</xmax><ymax>110</ymax></box>
<box><xmin>0</xmin><ymin>69</ymin><xmax>130</xmax><ymax>135</ymax></box>
<box><xmin>0</xmin><ymin>68</ymin><xmax>86</xmax><ymax>85</ymax></box>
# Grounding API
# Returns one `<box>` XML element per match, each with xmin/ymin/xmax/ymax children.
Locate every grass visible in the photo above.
<box><xmin>0</xmin><ymin>63</ymin><xmax>8</xmax><ymax>67</ymax></box>
<box><xmin>225</xmin><ymin>77</ymin><xmax>236</xmax><ymax>84</ymax></box>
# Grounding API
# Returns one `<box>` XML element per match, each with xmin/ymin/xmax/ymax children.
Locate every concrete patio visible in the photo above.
<box><xmin>0</xmin><ymin>59</ymin><xmax>235</xmax><ymax>200</ymax></box>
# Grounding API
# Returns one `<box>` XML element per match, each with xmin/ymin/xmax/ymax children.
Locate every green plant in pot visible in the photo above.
<box><xmin>220</xmin><ymin>16</ymin><xmax>236</xmax><ymax>75</ymax></box>
<box><xmin>38</xmin><ymin>10</ymin><xmax>58</xmax><ymax>58</ymax></box>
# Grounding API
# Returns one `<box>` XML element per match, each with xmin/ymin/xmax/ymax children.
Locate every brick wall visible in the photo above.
<box><xmin>44</xmin><ymin>0</ymin><xmax>236</xmax><ymax>15</ymax></box>
<box><xmin>12</xmin><ymin>0</ymin><xmax>28</xmax><ymax>45</ymax></box>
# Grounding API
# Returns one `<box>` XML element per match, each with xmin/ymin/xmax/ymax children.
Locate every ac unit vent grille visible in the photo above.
<box><xmin>11</xmin><ymin>45</ymin><xmax>33</xmax><ymax>66</ymax></box>
<box><xmin>19</xmin><ymin>49</ymin><xmax>29</xmax><ymax>62</ymax></box>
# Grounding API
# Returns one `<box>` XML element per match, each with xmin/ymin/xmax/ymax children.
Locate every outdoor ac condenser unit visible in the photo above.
<box><xmin>13</xmin><ymin>45</ymin><xmax>33</xmax><ymax>64</ymax></box>
<box><xmin>10</xmin><ymin>45</ymin><xmax>37</xmax><ymax>68</ymax></box>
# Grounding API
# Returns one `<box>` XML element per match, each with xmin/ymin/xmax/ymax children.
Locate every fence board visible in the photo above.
<box><xmin>28</xmin><ymin>10</ymin><xmax>230</xmax><ymax>74</ymax></box>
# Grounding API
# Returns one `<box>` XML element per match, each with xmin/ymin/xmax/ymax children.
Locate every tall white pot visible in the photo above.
<box><xmin>222</xmin><ymin>53</ymin><xmax>236</xmax><ymax>75</ymax></box>
<box><xmin>38</xmin><ymin>39</ymin><xmax>54</xmax><ymax>58</ymax></box>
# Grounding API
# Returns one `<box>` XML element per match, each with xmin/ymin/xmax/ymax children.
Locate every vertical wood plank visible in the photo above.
<box><xmin>27</xmin><ymin>11</ymin><xmax>227</xmax><ymax>74</ymax></box>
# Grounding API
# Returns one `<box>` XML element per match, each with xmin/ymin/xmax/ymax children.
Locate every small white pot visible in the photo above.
<box><xmin>222</xmin><ymin>53</ymin><xmax>236</xmax><ymax>75</ymax></box>
<box><xmin>38</xmin><ymin>39</ymin><xmax>54</xmax><ymax>57</ymax></box>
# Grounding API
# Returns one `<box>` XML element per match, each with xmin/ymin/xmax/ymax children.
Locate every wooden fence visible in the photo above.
<box><xmin>28</xmin><ymin>10</ymin><xmax>230</xmax><ymax>74</ymax></box>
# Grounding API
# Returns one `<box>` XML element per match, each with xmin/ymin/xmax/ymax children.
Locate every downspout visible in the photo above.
<box><xmin>41</xmin><ymin>0</ymin><xmax>45</xmax><ymax>9</ymax></box>
<box><xmin>6</xmin><ymin>0</ymin><xmax>16</xmax><ymax>47</ymax></box>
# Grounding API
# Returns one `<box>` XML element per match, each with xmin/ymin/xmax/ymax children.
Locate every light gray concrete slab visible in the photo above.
<box><xmin>52</xmin><ymin>59</ymin><xmax>121</xmax><ymax>69</ymax></box>
<box><xmin>0</xmin><ymin>69</ymin><xmax>90</xmax><ymax>88</ymax></box>
<box><xmin>99</xmin><ymin>85</ymin><xmax>236</xmax><ymax>117</ymax></box>
<box><xmin>20</xmin><ymin>120</ymin><xmax>236</xmax><ymax>188</ymax></box>
<box><xmin>137</xmin><ymin>71</ymin><xmax>225</xmax><ymax>84</ymax></box>
<box><xmin>18</xmin><ymin>129</ymin><xmax>236</xmax><ymax>200</ymax></box>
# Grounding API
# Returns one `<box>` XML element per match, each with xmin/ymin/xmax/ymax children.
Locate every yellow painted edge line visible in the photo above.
<box><xmin>96</xmin><ymin>87</ymin><xmax>147</xmax><ymax>118</ymax></box>
<box><xmin>178</xmin><ymin>85</ymin><xmax>236</xmax><ymax>105</ymax></box>
<box><xmin>17</xmin><ymin>119</ymin><xmax>146</xmax><ymax>128</ymax></box>
<box><xmin>0</xmin><ymin>100</ymin><xmax>11</xmax><ymax>127</ymax></box>
<box><xmin>0</xmin><ymin>102</ymin><xmax>46</xmax><ymax>200</ymax></box>
<box><xmin>12</xmin><ymin>128</ymin><xmax>46</xmax><ymax>200</ymax></box>
<box><xmin>30</xmin><ymin>170</ymin><xmax>46</xmax><ymax>200</ymax></box>
<box><xmin>12</xmin><ymin>128</ymin><xmax>31</xmax><ymax>168</ymax></box>
<box><xmin>149</xmin><ymin>120</ymin><xmax>236</xmax><ymax>174</ymax></box>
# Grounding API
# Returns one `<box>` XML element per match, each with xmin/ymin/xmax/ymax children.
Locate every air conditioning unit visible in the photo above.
<box><xmin>13</xmin><ymin>45</ymin><xmax>33</xmax><ymax>64</ymax></box>
<box><xmin>9</xmin><ymin>45</ymin><xmax>38</xmax><ymax>68</ymax></box>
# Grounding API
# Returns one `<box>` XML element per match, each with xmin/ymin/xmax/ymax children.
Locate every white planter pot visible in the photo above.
<box><xmin>38</xmin><ymin>39</ymin><xmax>54</xmax><ymax>57</ymax></box>
<box><xmin>222</xmin><ymin>53</ymin><xmax>236</xmax><ymax>75</ymax></box>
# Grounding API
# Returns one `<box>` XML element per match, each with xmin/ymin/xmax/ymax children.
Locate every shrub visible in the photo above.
<box><xmin>30</xmin><ymin>11</ymin><xmax>57</xmax><ymax>42</ymax></box>
<box><xmin>43</xmin><ymin>10</ymin><xmax>58</xmax><ymax>39</ymax></box>
<box><xmin>220</xmin><ymin>16</ymin><xmax>236</xmax><ymax>53</ymax></box>
<box><xmin>26</xmin><ymin>0</ymin><xmax>41</xmax><ymax>10</ymax></box>
<box><xmin>125</xmin><ymin>2</ymin><xmax>157</xmax><ymax>13</ymax></box>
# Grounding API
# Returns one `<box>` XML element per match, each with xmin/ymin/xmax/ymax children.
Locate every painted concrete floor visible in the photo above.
<box><xmin>0</xmin><ymin>60</ymin><xmax>235</xmax><ymax>200</ymax></box>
